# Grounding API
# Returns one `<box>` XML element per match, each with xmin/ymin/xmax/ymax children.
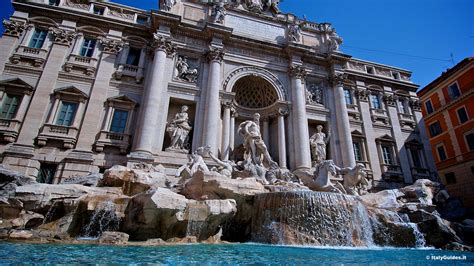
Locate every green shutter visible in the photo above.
<box><xmin>1</xmin><ymin>94</ymin><xmax>21</xmax><ymax>119</ymax></box>
<box><xmin>55</xmin><ymin>102</ymin><xmax>77</xmax><ymax>126</ymax></box>
<box><xmin>29</xmin><ymin>29</ymin><xmax>47</xmax><ymax>49</ymax></box>
<box><xmin>110</xmin><ymin>110</ymin><xmax>129</xmax><ymax>133</ymax></box>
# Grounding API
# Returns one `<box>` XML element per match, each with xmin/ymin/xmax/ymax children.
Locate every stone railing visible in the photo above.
<box><xmin>37</xmin><ymin>124</ymin><xmax>79</xmax><ymax>149</ymax></box>
<box><xmin>370</xmin><ymin>108</ymin><xmax>390</xmax><ymax>125</ymax></box>
<box><xmin>0</xmin><ymin>119</ymin><xmax>22</xmax><ymax>142</ymax></box>
<box><xmin>10</xmin><ymin>45</ymin><xmax>48</xmax><ymax>67</ymax></box>
<box><xmin>115</xmin><ymin>64</ymin><xmax>144</xmax><ymax>83</ymax></box>
<box><xmin>411</xmin><ymin>167</ymin><xmax>431</xmax><ymax>180</ymax></box>
<box><xmin>64</xmin><ymin>54</ymin><xmax>98</xmax><ymax>76</ymax></box>
<box><xmin>95</xmin><ymin>130</ymin><xmax>131</xmax><ymax>154</ymax></box>
<box><xmin>398</xmin><ymin>112</ymin><xmax>416</xmax><ymax>129</ymax></box>
<box><xmin>346</xmin><ymin>60</ymin><xmax>412</xmax><ymax>82</ymax></box>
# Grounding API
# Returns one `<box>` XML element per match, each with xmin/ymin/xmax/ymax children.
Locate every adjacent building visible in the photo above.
<box><xmin>418</xmin><ymin>58</ymin><xmax>474</xmax><ymax>207</ymax></box>
<box><xmin>0</xmin><ymin>0</ymin><xmax>436</xmax><ymax>189</ymax></box>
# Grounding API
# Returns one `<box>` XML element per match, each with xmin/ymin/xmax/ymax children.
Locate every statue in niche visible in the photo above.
<box><xmin>166</xmin><ymin>105</ymin><xmax>192</xmax><ymax>152</ymax></box>
<box><xmin>161</xmin><ymin>0</ymin><xmax>176</xmax><ymax>11</ymax></box>
<box><xmin>212</xmin><ymin>2</ymin><xmax>226</xmax><ymax>24</ymax></box>
<box><xmin>175</xmin><ymin>56</ymin><xmax>198</xmax><ymax>83</ymax></box>
<box><xmin>237</xmin><ymin>113</ymin><xmax>275</xmax><ymax>168</ymax></box>
<box><xmin>309</xmin><ymin>125</ymin><xmax>330</xmax><ymax>164</ymax></box>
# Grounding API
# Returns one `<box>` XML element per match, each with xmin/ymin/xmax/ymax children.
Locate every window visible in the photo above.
<box><xmin>28</xmin><ymin>29</ymin><xmax>48</xmax><ymax>49</ymax></box>
<box><xmin>445</xmin><ymin>172</ymin><xmax>456</xmax><ymax>185</ymax></box>
<box><xmin>93</xmin><ymin>6</ymin><xmax>104</xmax><ymax>15</ymax></box>
<box><xmin>55</xmin><ymin>101</ymin><xmax>77</xmax><ymax>126</ymax></box>
<box><xmin>79</xmin><ymin>38</ymin><xmax>96</xmax><ymax>57</ymax></box>
<box><xmin>425</xmin><ymin>100</ymin><xmax>434</xmax><ymax>114</ymax></box>
<box><xmin>344</xmin><ymin>89</ymin><xmax>353</xmax><ymax>105</ymax></box>
<box><xmin>457</xmin><ymin>107</ymin><xmax>469</xmax><ymax>124</ymax></box>
<box><xmin>398</xmin><ymin>100</ymin><xmax>409</xmax><ymax>114</ymax></box>
<box><xmin>366</xmin><ymin>66</ymin><xmax>375</xmax><ymax>74</ymax></box>
<box><xmin>136</xmin><ymin>16</ymin><xmax>147</xmax><ymax>25</ymax></box>
<box><xmin>381</xmin><ymin>145</ymin><xmax>393</xmax><ymax>165</ymax></box>
<box><xmin>429</xmin><ymin>121</ymin><xmax>442</xmax><ymax>137</ymax></box>
<box><xmin>49</xmin><ymin>0</ymin><xmax>60</xmax><ymax>6</ymax></box>
<box><xmin>392</xmin><ymin>72</ymin><xmax>400</xmax><ymax>80</ymax></box>
<box><xmin>0</xmin><ymin>94</ymin><xmax>21</xmax><ymax>119</ymax></box>
<box><xmin>448</xmin><ymin>82</ymin><xmax>461</xmax><ymax>100</ymax></box>
<box><xmin>466</xmin><ymin>133</ymin><xmax>474</xmax><ymax>151</ymax></box>
<box><xmin>353</xmin><ymin>142</ymin><xmax>363</xmax><ymax>161</ymax></box>
<box><xmin>409</xmin><ymin>148</ymin><xmax>422</xmax><ymax>168</ymax></box>
<box><xmin>437</xmin><ymin>145</ymin><xmax>447</xmax><ymax>161</ymax></box>
<box><xmin>126</xmin><ymin>48</ymin><xmax>141</xmax><ymax>66</ymax></box>
<box><xmin>110</xmin><ymin>109</ymin><xmax>129</xmax><ymax>133</ymax></box>
<box><xmin>370</xmin><ymin>94</ymin><xmax>381</xmax><ymax>109</ymax></box>
<box><xmin>37</xmin><ymin>163</ymin><xmax>57</xmax><ymax>184</ymax></box>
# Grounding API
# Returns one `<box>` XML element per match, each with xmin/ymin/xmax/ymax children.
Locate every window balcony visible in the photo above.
<box><xmin>411</xmin><ymin>167</ymin><xmax>431</xmax><ymax>180</ymax></box>
<box><xmin>63</xmin><ymin>54</ymin><xmax>98</xmax><ymax>76</ymax></box>
<box><xmin>398</xmin><ymin>112</ymin><xmax>416</xmax><ymax>129</ymax></box>
<box><xmin>37</xmin><ymin>124</ymin><xmax>79</xmax><ymax>149</ymax></box>
<box><xmin>10</xmin><ymin>45</ymin><xmax>48</xmax><ymax>67</ymax></box>
<box><xmin>370</xmin><ymin>108</ymin><xmax>389</xmax><ymax>125</ymax></box>
<box><xmin>115</xmin><ymin>64</ymin><xmax>144</xmax><ymax>83</ymax></box>
<box><xmin>94</xmin><ymin>130</ymin><xmax>131</xmax><ymax>154</ymax></box>
<box><xmin>381</xmin><ymin>164</ymin><xmax>403</xmax><ymax>180</ymax></box>
<box><xmin>0</xmin><ymin>119</ymin><xmax>22</xmax><ymax>143</ymax></box>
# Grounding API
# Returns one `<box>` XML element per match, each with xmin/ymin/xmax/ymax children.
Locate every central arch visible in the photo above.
<box><xmin>233</xmin><ymin>75</ymin><xmax>279</xmax><ymax>109</ymax></box>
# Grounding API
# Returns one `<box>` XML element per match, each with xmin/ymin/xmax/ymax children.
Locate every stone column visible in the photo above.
<box><xmin>119</xmin><ymin>44</ymin><xmax>130</xmax><ymax>65</ymax></box>
<box><xmin>16</xmin><ymin>28</ymin><xmax>77</xmax><ymax>145</ymax></box>
<box><xmin>13</xmin><ymin>92</ymin><xmax>32</xmax><ymax>121</ymax></box>
<box><xmin>75</xmin><ymin>38</ymin><xmax>124</xmax><ymax>150</ymax></box>
<box><xmin>221</xmin><ymin>101</ymin><xmax>232</xmax><ymax>160</ymax></box>
<box><xmin>229</xmin><ymin>109</ymin><xmax>237</xmax><ymax>157</ymax></box>
<box><xmin>47</xmin><ymin>96</ymin><xmax>60</xmax><ymax>124</ymax></box>
<box><xmin>0</xmin><ymin>20</ymin><xmax>27</xmax><ymax>74</ymax></box>
<box><xmin>278</xmin><ymin>108</ymin><xmax>288</xmax><ymax>169</ymax></box>
<box><xmin>262</xmin><ymin>117</ymin><xmax>270</xmax><ymax>146</ymax></box>
<box><xmin>331</xmin><ymin>72</ymin><xmax>356</xmax><ymax>168</ymax></box>
<box><xmin>102</xmin><ymin>103</ymin><xmax>113</xmax><ymax>131</ymax></box>
<box><xmin>202</xmin><ymin>47</ymin><xmax>225</xmax><ymax>155</ymax></box>
<box><xmin>289</xmin><ymin>65</ymin><xmax>312</xmax><ymax>170</ymax></box>
<box><xmin>72</xmin><ymin>100</ymin><xmax>85</xmax><ymax>128</ymax></box>
<box><xmin>19</xmin><ymin>25</ymin><xmax>34</xmax><ymax>47</ymax></box>
<box><xmin>72</xmin><ymin>33</ymin><xmax>84</xmax><ymax>55</ymax></box>
<box><xmin>133</xmin><ymin>34</ymin><xmax>175</xmax><ymax>154</ymax></box>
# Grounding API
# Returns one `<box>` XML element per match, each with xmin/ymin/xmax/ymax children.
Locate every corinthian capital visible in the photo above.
<box><xmin>328</xmin><ymin>72</ymin><xmax>347</xmax><ymax>87</ymax></box>
<box><xmin>2</xmin><ymin>19</ymin><xmax>26</xmax><ymax>37</ymax></box>
<box><xmin>288</xmin><ymin>65</ymin><xmax>307</xmax><ymax>79</ymax></box>
<box><xmin>151</xmin><ymin>33</ymin><xmax>176</xmax><ymax>56</ymax></box>
<box><xmin>100</xmin><ymin>38</ymin><xmax>124</xmax><ymax>54</ymax></box>
<box><xmin>207</xmin><ymin>47</ymin><xmax>225</xmax><ymax>63</ymax></box>
<box><xmin>51</xmin><ymin>28</ymin><xmax>77</xmax><ymax>46</ymax></box>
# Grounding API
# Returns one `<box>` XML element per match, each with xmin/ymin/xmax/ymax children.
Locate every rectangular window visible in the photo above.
<box><xmin>445</xmin><ymin>172</ymin><xmax>456</xmax><ymax>185</ymax></box>
<box><xmin>79</xmin><ymin>38</ymin><xmax>96</xmax><ymax>57</ymax></box>
<box><xmin>55</xmin><ymin>101</ymin><xmax>77</xmax><ymax>126</ymax></box>
<box><xmin>437</xmin><ymin>145</ymin><xmax>447</xmax><ymax>161</ymax></box>
<box><xmin>381</xmin><ymin>145</ymin><xmax>393</xmax><ymax>165</ymax></box>
<box><xmin>343</xmin><ymin>89</ymin><xmax>353</xmax><ymax>105</ymax></box>
<box><xmin>457</xmin><ymin>107</ymin><xmax>469</xmax><ymax>124</ymax></box>
<box><xmin>466</xmin><ymin>133</ymin><xmax>474</xmax><ymax>151</ymax></box>
<box><xmin>353</xmin><ymin>142</ymin><xmax>362</xmax><ymax>161</ymax></box>
<box><xmin>425</xmin><ymin>100</ymin><xmax>434</xmax><ymax>114</ymax></box>
<box><xmin>93</xmin><ymin>6</ymin><xmax>104</xmax><ymax>15</ymax></box>
<box><xmin>370</xmin><ymin>94</ymin><xmax>381</xmax><ymax>109</ymax></box>
<box><xmin>49</xmin><ymin>0</ymin><xmax>60</xmax><ymax>6</ymax></box>
<box><xmin>28</xmin><ymin>29</ymin><xmax>48</xmax><ymax>49</ymax></box>
<box><xmin>136</xmin><ymin>16</ymin><xmax>147</xmax><ymax>25</ymax></box>
<box><xmin>429</xmin><ymin>121</ymin><xmax>442</xmax><ymax>137</ymax></box>
<box><xmin>110</xmin><ymin>109</ymin><xmax>129</xmax><ymax>133</ymax></box>
<box><xmin>126</xmin><ymin>48</ymin><xmax>141</xmax><ymax>66</ymax></box>
<box><xmin>0</xmin><ymin>94</ymin><xmax>22</xmax><ymax>120</ymax></box>
<box><xmin>448</xmin><ymin>83</ymin><xmax>461</xmax><ymax>100</ymax></box>
<box><xmin>409</xmin><ymin>148</ymin><xmax>422</xmax><ymax>168</ymax></box>
<box><xmin>37</xmin><ymin>163</ymin><xmax>57</xmax><ymax>184</ymax></box>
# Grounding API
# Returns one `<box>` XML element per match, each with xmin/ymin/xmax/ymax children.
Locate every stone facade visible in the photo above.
<box><xmin>0</xmin><ymin>0</ymin><xmax>436</xmax><ymax>189</ymax></box>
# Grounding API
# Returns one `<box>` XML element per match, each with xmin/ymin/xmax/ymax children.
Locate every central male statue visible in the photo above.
<box><xmin>237</xmin><ymin>113</ymin><xmax>274</xmax><ymax>167</ymax></box>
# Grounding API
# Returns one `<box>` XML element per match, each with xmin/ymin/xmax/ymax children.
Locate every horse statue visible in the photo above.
<box><xmin>339</xmin><ymin>164</ymin><xmax>369</xmax><ymax>196</ymax></box>
<box><xmin>312</xmin><ymin>160</ymin><xmax>345</xmax><ymax>193</ymax></box>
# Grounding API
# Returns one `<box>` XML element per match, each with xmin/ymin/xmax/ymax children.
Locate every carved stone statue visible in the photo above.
<box><xmin>262</xmin><ymin>0</ymin><xmax>280</xmax><ymax>15</ymax></box>
<box><xmin>237</xmin><ymin>113</ymin><xmax>275</xmax><ymax>168</ymax></box>
<box><xmin>212</xmin><ymin>3</ymin><xmax>226</xmax><ymax>24</ymax></box>
<box><xmin>306</xmin><ymin>84</ymin><xmax>324</xmax><ymax>105</ymax></box>
<box><xmin>166</xmin><ymin>105</ymin><xmax>192</xmax><ymax>152</ymax></box>
<box><xmin>176</xmin><ymin>146</ymin><xmax>210</xmax><ymax>178</ymax></box>
<box><xmin>288</xmin><ymin>23</ymin><xmax>302</xmax><ymax>43</ymax></box>
<box><xmin>175</xmin><ymin>56</ymin><xmax>198</xmax><ymax>83</ymax></box>
<box><xmin>161</xmin><ymin>0</ymin><xmax>176</xmax><ymax>11</ymax></box>
<box><xmin>312</xmin><ymin>160</ymin><xmax>345</xmax><ymax>193</ymax></box>
<box><xmin>245</xmin><ymin>0</ymin><xmax>263</xmax><ymax>12</ymax></box>
<box><xmin>208</xmin><ymin>150</ymin><xmax>236</xmax><ymax>178</ymax></box>
<box><xmin>339</xmin><ymin>164</ymin><xmax>369</xmax><ymax>196</ymax></box>
<box><xmin>309</xmin><ymin>125</ymin><xmax>330</xmax><ymax>164</ymax></box>
<box><xmin>329</xmin><ymin>31</ymin><xmax>343</xmax><ymax>51</ymax></box>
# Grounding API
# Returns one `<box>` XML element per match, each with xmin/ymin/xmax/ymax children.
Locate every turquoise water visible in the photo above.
<box><xmin>0</xmin><ymin>242</ymin><xmax>472</xmax><ymax>265</ymax></box>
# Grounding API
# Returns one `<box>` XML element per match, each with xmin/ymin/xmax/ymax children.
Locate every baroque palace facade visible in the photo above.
<box><xmin>0</xmin><ymin>0</ymin><xmax>436</xmax><ymax>189</ymax></box>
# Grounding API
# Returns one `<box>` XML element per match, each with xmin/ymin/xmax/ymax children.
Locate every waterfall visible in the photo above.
<box><xmin>251</xmin><ymin>191</ymin><xmax>375</xmax><ymax>247</ymax></box>
<box><xmin>185</xmin><ymin>202</ymin><xmax>208</xmax><ymax>240</ymax></box>
<box><xmin>43</xmin><ymin>201</ymin><xmax>60</xmax><ymax>224</ymax></box>
<box><xmin>82</xmin><ymin>201</ymin><xmax>120</xmax><ymax>238</ymax></box>
<box><xmin>407</xmin><ymin>223</ymin><xmax>426</xmax><ymax>248</ymax></box>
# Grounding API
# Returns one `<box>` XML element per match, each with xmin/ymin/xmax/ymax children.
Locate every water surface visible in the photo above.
<box><xmin>0</xmin><ymin>242</ymin><xmax>472</xmax><ymax>265</ymax></box>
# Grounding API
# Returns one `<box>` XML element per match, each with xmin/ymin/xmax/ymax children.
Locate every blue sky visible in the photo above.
<box><xmin>0</xmin><ymin>0</ymin><xmax>472</xmax><ymax>88</ymax></box>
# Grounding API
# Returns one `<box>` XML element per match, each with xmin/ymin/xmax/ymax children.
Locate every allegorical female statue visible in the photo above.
<box><xmin>309</xmin><ymin>125</ymin><xmax>330</xmax><ymax>164</ymax></box>
<box><xmin>166</xmin><ymin>105</ymin><xmax>192</xmax><ymax>152</ymax></box>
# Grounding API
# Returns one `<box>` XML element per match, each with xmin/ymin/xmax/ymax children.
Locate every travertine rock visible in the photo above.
<box><xmin>98</xmin><ymin>231</ymin><xmax>129</xmax><ymax>245</ymax></box>
<box><xmin>60</xmin><ymin>173</ymin><xmax>103</xmax><ymax>187</ymax></box>
<box><xmin>0</xmin><ymin>165</ymin><xmax>36</xmax><ymax>197</ymax></box>
<box><xmin>360</xmin><ymin>189</ymin><xmax>404</xmax><ymax>209</ymax></box>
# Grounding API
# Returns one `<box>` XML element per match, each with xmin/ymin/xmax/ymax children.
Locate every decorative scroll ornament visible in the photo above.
<box><xmin>51</xmin><ymin>28</ymin><xmax>77</xmax><ymax>46</ymax></box>
<box><xmin>278</xmin><ymin>107</ymin><xmax>289</xmax><ymax>117</ymax></box>
<box><xmin>207</xmin><ymin>47</ymin><xmax>225</xmax><ymax>63</ymax></box>
<box><xmin>100</xmin><ymin>39</ymin><xmax>124</xmax><ymax>54</ymax></box>
<box><xmin>2</xmin><ymin>20</ymin><xmax>26</xmax><ymax>37</ymax></box>
<box><xmin>409</xmin><ymin>98</ymin><xmax>422</xmax><ymax>111</ymax></box>
<box><xmin>151</xmin><ymin>33</ymin><xmax>176</xmax><ymax>56</ymax></box>
<box><xmin>328</xmin><ymin>72</ymin><xmax>347</xmax><ymax>86</ymax></box>
<box><xmin>355</xmin><ymin>87</ymin><xmax>369</xmax><ymax>102</ymax></box>
<box><xmin>288</xmin><ymin>65</ymin><xmax>307</xmax><ymax>79</ymax></box>
<box><xmin>383</xmin><ymin>93</ymin><xmax>397</xmax><ymax>106</ymax></box>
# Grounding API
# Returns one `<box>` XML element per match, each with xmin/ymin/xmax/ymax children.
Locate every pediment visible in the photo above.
<box><xmin>0</xmin><ymin>78</ymin><xmax>34</xmax><ymax>90</ymax></box>
<box><xmin>54</xmin><ymin>86</ymin><xmax>88</xmax><ymax>99</ymax></box>
<box><xmin>107</xmin><ymin>95</ymin><xmax>138</xmax><ymax>106</ymax></box>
